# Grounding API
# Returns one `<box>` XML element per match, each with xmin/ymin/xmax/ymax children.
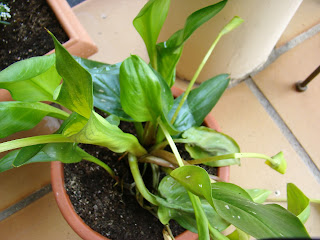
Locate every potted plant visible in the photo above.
<box><xmin>0</xmin><ymin>0</ymin><xmax>312</xmax><ymax>239</ymax></box>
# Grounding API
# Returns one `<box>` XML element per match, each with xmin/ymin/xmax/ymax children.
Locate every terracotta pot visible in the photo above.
<box><xmin>51</xmin><ymin>86</ymin><xmax>230</xmax><ymax>240</ymax></box>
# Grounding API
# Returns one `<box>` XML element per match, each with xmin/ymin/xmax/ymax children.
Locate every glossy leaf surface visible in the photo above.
<box><xmin>119</xmin><ymin>55</ymin><xmax>173</xmax><ymax>123</ymax></box>
<box><xmin>169</xmin><ymin>74</ymin><xmax>229</xmax><ymax>131</ymax></box>
<box><xmin>157</xmin><ymin>176</ymin><xmax>229</xmax><ymax>233</ymax></box>
<box><xmin>50</xmin><ymin>33</ymin><xmax>93</xmax><ymax>118</ymax></box>
<box><xmin>211</xmin><ymin>182</ymin><xmax>310</xmax><ymax>238</ymax></box>
<box><xmin>0</xmin><ymin>102</ymin><xmax>69</xmax><ymax>138</ymax></box>
<box><xmin>133</xmin><ymin>0</ymin><xmax>170</xmax><ymax>67</ymax></box>
<box><xmin>287</xmin><ymin>183</ymin><xmax>310</xmax><ymax>224</ymax></box>
<box><xmin>0</xmin><ymin>54</ymin><xmax>61</xmax><ymax>102</ymax></box>
<box><xmin>74</xmin><ymin>57</ymin><xmax>133</xmax><ymax>121</ymax></box>
<box><xmin>182</xmin><ymin>127</ymin><xmax>240</xmax><ymax>167</ymax></box>
<box><xmin>156</xmin><ymin>0</ymin><xmax>227</xmax><ymax>86</ymax></box>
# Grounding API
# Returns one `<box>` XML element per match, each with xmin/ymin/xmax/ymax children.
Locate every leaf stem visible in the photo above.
<box><xmin>170</xmin><ymin>33</ymin><xmax>223</xmax><ymax>125</ymax></box>
<box><xmin>128</xmin><ymin>153</ymin><xmax>159</xmax><ymax>205</ymax></box>
<box><xmin>82</xmin><ymin>151</ymin><xmax>118</xmax><ymax>181</ymax></box>
<box><xmin>0</xmin><ymin>134</ymin><xmax>73</xmax><ymax>153</ymax></box>
<box><xmin>157</xmin><ymin>119</ymin><xmax>184</xmax><ymax>167</ymax></box>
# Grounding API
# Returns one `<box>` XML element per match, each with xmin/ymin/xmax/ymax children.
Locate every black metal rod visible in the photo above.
<box><xmin>295</xmin><ymin>64</ymin><xmax>320</xmax><ymax>92</ymax></box>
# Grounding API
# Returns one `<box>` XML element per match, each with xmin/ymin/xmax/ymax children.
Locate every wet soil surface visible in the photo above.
<box><xmin>0</xmin><ymin>0</ymin><xmax>68</xmax><ymax>70</ymax></box>
<box><xmin>64</xmin><ymin>121</ymin><xmax>186</xmax><ymax>240</ymax></box>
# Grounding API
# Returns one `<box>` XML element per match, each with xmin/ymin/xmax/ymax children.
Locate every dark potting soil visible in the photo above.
<box><xmin>0</xmin><ymin>0</ymin><xmax>69</xmax><ymax>70</ymax></box>
<box><xmin>64</xmin><ymin>121</ymin><xmax>186</xmax><ymax>240</ymax></box>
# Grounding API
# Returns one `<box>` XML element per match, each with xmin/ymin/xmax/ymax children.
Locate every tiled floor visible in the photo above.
<box><xmin>1</xmin><ymin>0</ymin><xmax>320</xmax><ymax>239</ymax></box>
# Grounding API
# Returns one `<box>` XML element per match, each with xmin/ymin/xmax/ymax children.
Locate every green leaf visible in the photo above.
<box><xmin>156</xmin><ymin>0</ymin><xmax>227</xmax><ymax>86</ymax></box>
<box><xmin>227</xmin><ymin>228</ymin><xmax>250</xmax><ymax>240</ymax></box>
<box><xmin>74</xmin><ymin>57</ymin><xmax>133</xmax><ymax>121</ymax></box>
<box><xmin>0</xmin><ymin>102</ymin><xmax>69</xmax><ymax>138</ymax></box>
<box><xmin>0</xmin><ymin>149</ymin><xmax>56</xmax><ymax>173</ymax></box>
<box><xmin>13</xmin><ymin>144</ymin><xmax>45</xmax><ymax>167</ymax></box>
<box><xmin>157</xmin><ymin>176</ymin><xmax>229</xmax><ymax>233</ymax></box>
<box><xmin>171</xmin><ymin>165</ymin><xmax>214</xmax><ymax>207</ymax></box>
<box><xmin>62</xmin><ymin>111</ymin><xmax>147</xmax><ymax>157</ymax></box>
<box><xmin>245</xmin><ymin>189</ymin><xmax>272</xmax><ymax>204</ymax></box>
<box><xmin>265</xmin><ymin>151</ymin><xmax>287</xmax><ymax>174</ymax></box>
<box><xmin>105</xmin><ymin>115</ymin><xmax>120</xmax><ymax>126</ymax></box>
<box><xmin>0</xmin><ymin>54</ymin><xmax>61</xmax><ymax>102</ymax></box>
<box><xmin>119</xmin><ymin>55</ymin><xmax>173</xmax><ymax>123</ymax></box>
<box><xmin>182</xmin><ymin>127</ymin><xmax>240</xmax><ymax>167</ymax></box>
<box><xmin>287</xmin><ymin>183</ymin><xmax>310</xmax><ymax>224</ymax></box>
<box><xmin>211</xmin><ymin>182</ymin><xmax>310</xmax><ymax>238</ymax></box>
<box><xmin>133</xmin><ymin>0</ymin><xmax>171</xmax><ymax>68</ymax></box>
<box><xmin>169</xmin><ymin>74</ymin><xmax>229</xmax><ymax>131</ymax></box>
<box><xmin>49</xmin><ymin>32</ymin><xmax>93</xmax><ymax>118</ymax></box>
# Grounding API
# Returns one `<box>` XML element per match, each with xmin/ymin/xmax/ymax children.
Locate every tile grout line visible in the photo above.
<box><xmin>245</xmin><ymin>78</ymin><xmax>320</xmax><ymax>184</ymax></box>
<box><xmin>0</xmin><ymin>184</ymin><xmax>52</xmax><ymax>222</ymax></box>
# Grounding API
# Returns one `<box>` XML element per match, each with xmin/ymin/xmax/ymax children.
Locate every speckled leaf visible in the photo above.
<box><xmin>211</xmin><ymin>182</ymin><xmax>310</xmax><ymax>238</ymax></box>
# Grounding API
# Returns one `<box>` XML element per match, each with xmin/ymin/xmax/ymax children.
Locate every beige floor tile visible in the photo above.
<box><xmin>276</xmin><ymin>0</ymin><xmax>320</xmax><ymax>48</ymax></box>
<box><xmin>210</xmin><ymin>82</ymin><xmax>320</xmax><ymax>236</ymax></box>
<box><xmin>0</xmin><ymin>163</ymin><xmax>51</xmax><ymax>212</ymax></box>
<box><xmin>253</xmin><ymin>32</ymin><xmax>320</xmax><ymax>169</ymax></box>
<box><xmin>0</xmin><ymin>192</ymin><xmax>81</xmax><ymax>240</ymax></box>
<box><xmin>0</xmin><ymin>117</ymin><xmax>60</xmax><ymax>211</ymax></box>
<box><xmin>73</xmin><ymin>0</ymin><xmax>148</xmax><ymax>64</ymax></box>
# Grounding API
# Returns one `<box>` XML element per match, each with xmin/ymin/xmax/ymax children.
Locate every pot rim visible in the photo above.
<box><xmin>51</xmin><ymin>86</ymin><xmax>230</xmax><ymax>240</ymax></box>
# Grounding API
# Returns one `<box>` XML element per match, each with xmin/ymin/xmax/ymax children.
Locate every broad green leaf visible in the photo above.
<box><xmin>157</xmin><ymin>176</ymin><xmax>229</xmax><ymax>233</ymax></box>
<box><xmin>0</xmin><ymin>102</ymin><xmax>69</xmax><ymax>138</ymax></box>
<box><xmin>211</xmin><ymin>182</ymin><xmax>310</xmax><ymax>238</ymax></box>
<box><xmin>245</xmin><ymin>189</ymin><xmax>272</xmax><ymax>204</ymax></box>
<box><xmin>171</xmin><ymin>165</ymin><xmax>214</xmax><ymax>207</ymax></box>
<box><xmin>182</xmin><ymin>127</ymin><xmax>240</xmax><ymax>167</ymax></box>
<box><xmin>50</xmin><ymin>32</ymin><xmax>93</xmax><ymax>118</ymax></box>
<box><xmin>0</xmin><ymin>149</ymin><xmax>56</xmax><ymax>172</ymax></box>
<box><xmin>119</xmin><ymin>55</ymin><xmax>173</xmax><ymax>123</ymax></box>
<box><xmin>13</xmin><ymin>144</ymin><xmax>45</xmax><ymax>167</ymax></box>
<box><xmin>133</xmin><ymin>0</ymin><xmax>170</xmax><ymax>68</ymax></box>
<box><xmin>62</xmin><ymin>111</ymin><xmax>147</xmax><ymax>157</ymax></box>
<box><xmin>0</xmin><ymin>54</ymin><xmax>61</xmax><ymax>102</ymax></box>
<box><xmin>287</xmin><ymin>183</ymin><xmax>310</xmax><ymax>224</ymax></box>
<box><xmin>0</xmin><ymin>142</ymin><xmax>93</xmax><ymax>172</ymax></box>
<box><xmin>74</xmin><ymin>57</ymin><xmax>133</xmax><ymax>121</ymax></box>
<box><xmin>156</xmin><ymin>0</ymin><xmax>227</xmax><ymax>86</ymax></box>
<box><xmin>169</xmin><ymin>74</ymin><xmax>229</xmax><ymax>131</ymax></box>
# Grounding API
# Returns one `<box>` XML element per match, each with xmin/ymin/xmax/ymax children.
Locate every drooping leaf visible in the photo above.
<box><xmin>0</xmin><ymin>54</ymin><xmax>61</xmax><ymax>102</ymax></box>
<box><xmin>169</xmin><ymin>74</ymin><xmax>229</xmax><ymax>131</ymax></box>
<box><xmin>0</xmin><ymin>142</ymin><xmax>95</xmax><ymax>172</ymax></box>
<box><xmin>156</xmin><ymin>176</ymin><xmax>229</xmax><ymax>233</ymax></box>
<box><xmin>13</xmin><ymin>144</ymin><xmax>45</xmax><ymax>167</ymax></box>
<box><xmin>156</xmin><ymin>0</ymin><xmax>227</xmax><ymax>86</ymax></box>
<box><xmin>62</xmin><ymin>111</ymin><xmax>146</xmax><ymax>157</ymax></box>
<box><xmin>182</xmin><ymin>127</ymin><xmax>240</xmax><ymax>167</ymax></box>
<box><xmin>170</xmin><ymin>165</ymin><xmax>214</xmax><ymax>207</ymax></box>
<box><xmin>245</xmin><ymin>189</ymin><xmax>272</xmax><ymax>204</ymax></box>
<box><xmin>0</xmin><ymin>149</ymin><xmax>56</xmax><ymax>173</ymax></box>
<box><xmin>211</xmin><ymin>182</ymin><xmax>310</xmax><ymax>238</ymax></box>
<box><xmin>133</xmin><ymin>0</ymin><xmax>171</xmax><ymax>67</ymax></box>
<box><xmin>119</xmin><ymin>55</ymin><xmax>173</xmax><ymax>123</ymax></box>
<box><xmin>287</xmin><ymin>183</ymin><xmax>310</xmax><ymax>224</ymax></box>
<box><xmin>49</xmin><ymin>32</ymin><xmax>93</xmax><ymax>118</ymax></box>
<box><xmin>74</xmin><ymin>57</ymin><xmax>133</xmax><ymax>121</ymax></box>
<box><xmin>0</xmin><ymin>101</ymin><xmax>69</xmax><ymax>138</ymax></box>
